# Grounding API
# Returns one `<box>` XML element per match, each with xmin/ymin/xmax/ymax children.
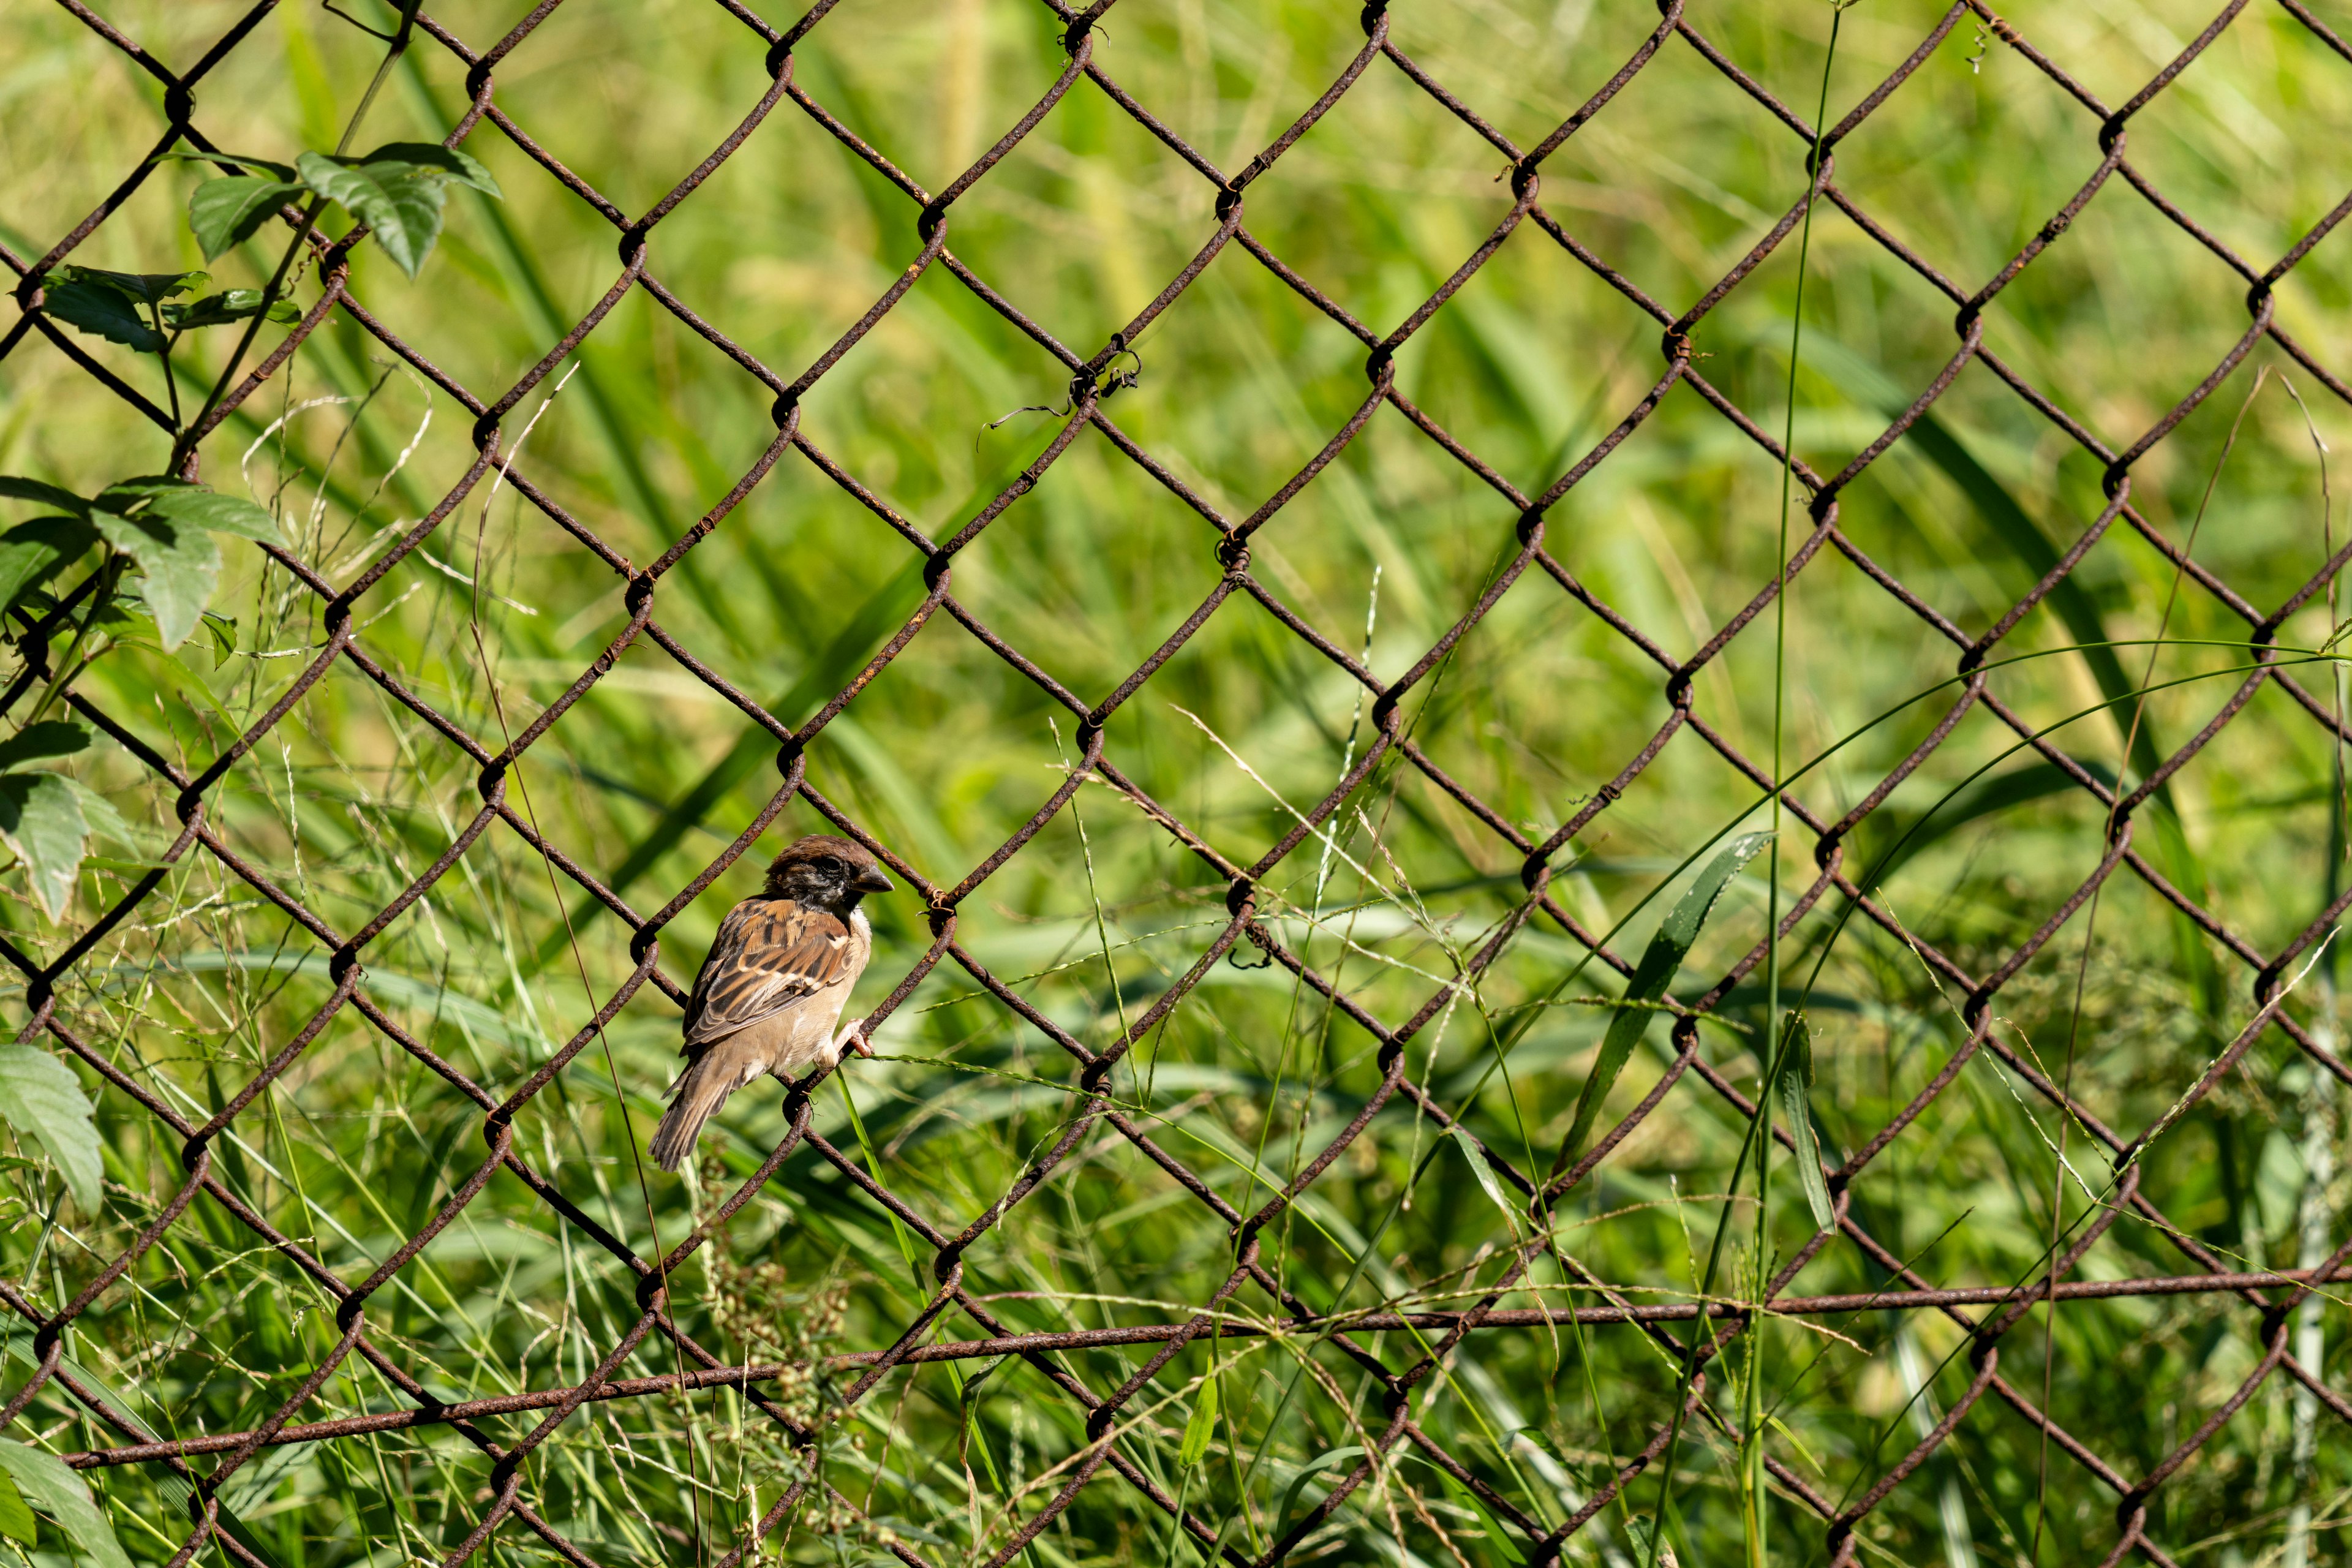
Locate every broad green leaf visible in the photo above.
<box><xmin>0</xmin><ymin>480</ymin><xmax>89</xmax><ymax>517</ymax></box>
<box><xmin>0</xmin><ymin>1045</ymin><xmax>100</xmax><ymax>1212</ymax></box>
<box><xmin>104</xmin><ymin>478</ymin><xmax>282</xmax><ymax>543</ymax></box>
<box><xmin>0</xmin><ymin>1439</ymin><xmax>129</xmax><ymax>1568</ymax></box>
<box><xmin>39</xmin><ymin>280</ymin><xmax>162</xmax><ymax>353</ymax></box>
<box><xmin>162</xmin><ymin>288</ymin><xmax>300</xmax><ymax>331</ymax></box>
<box><xmin>0</xmin><ymin>722</ymin><xmax>91</xmax><ymax>772</ymax></box>
<box><xmin>50</xmin><ymin>265</ymin><xmax>205</xmax><ymax>306</ymax></box>
<box><xmin>297</xmin><ymin>151</ymin><xmax>450</xmax><ymax>279</ymax></box>
<box><xmin>1449</xmin><ymin>1121</ymin><xmax>1520</xmax><ymax>1238</ymax></box>
<box><xmin>60</xmin><ymin>780</ymin><xmax>130</xmax><ymax>850</ymax></box>
<box><xmin>89</xmin><ymin>475</ymin><xmax>191</xmax><ymax>513</ymax></box>
<box><xmin>89</xmin><ymin>510</ymin><xmax>221</xmax><ymax>650</ymax></box>
<box><xmin>0</xmin><ymin>1466</ymin><xmax>32</xmax><ymax>1545</ymax></box>
<box><xmin>1774</xmin><ymin>1012</ymin><xmax>1835</xmax><ymax>1231</ymax></box>
<box><xmin>186</xmin><ymin>176</ymin><xmax>303</xmax><ymax>260</ymax></box>
<box><xmin>0</xmin><ymin>774</ymin><xmax>88</xmax><ymax>921</ymax></box>
<box><xmin>353</xmin><ymin>140</ymin><xmax>503</xmax><ymax>197</ymax></box>
<box><xmin>0</xmin><ymin>519</ymin><xmax>99</xmax><ymax>615</ymax></box>
<box><xmin>1552</xmin><ymin>831</ymin><xmax>1774</xmax><ymax>1175</ymax></box>
<box><xmin>1177</xmin><ymin>1374</ymin><xmax>1219</xmax><ymax>1468</ymax></box>
<box><xmin>159</xmin><ymin>149</ymin><xmax>298</xmax><ymax>182</ymax></box>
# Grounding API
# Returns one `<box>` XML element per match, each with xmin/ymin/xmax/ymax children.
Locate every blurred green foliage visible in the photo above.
<box><xmin>1</xmin><ymin>0</ymin><xmax>2349</xmax><ymax>1564</ymax></box>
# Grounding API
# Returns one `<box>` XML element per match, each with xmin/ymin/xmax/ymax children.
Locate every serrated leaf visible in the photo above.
<box><xmin>162</xmin><ymin>288</ymin><xmax>300</xmax><ymax>331</ymax></box>
<box><xmin>296</xmin><ymin>151</ymin><xmax>450</xmax><ymax>279</ymax></box>
<box><xmin>0</xmin><ymin>1466</ymin><xmax>32</xmax><ymax>1545</ymax></box>
<box><xmin>0</xmin><ymin>1439</ymin><xmax>129</xmax><ymax>1568</ymax></box>
<box><xmin>0</xmin><ymin>519</ymin><xmax>99</xmax><ymax>616</ymax></box>
<box><xmin>159</xmin><ymin>149</ymin><xmax>298</xmax><ymax>182</ymax></box>
<box><xmin>1775</xmin><ymin>1011</ymin><xmax>1836</xmax><ymax>1231</ymax></box>
<box><xmin>1552</xmin><ymin>831</ymin><xmax>1774</xmax><ymax>1176</ymax></box>
<box><xmin>52</xmin><ymin>265</ymin><xmax>206</xmax><ymax>306</ymax></box>
<box><xmin>0</xmin><ymin>1046</ymin><xmax>100</xmax><ymax>1213</ymax></box>
<box><xmin>39</xmin><ymin>281</ymin><xmax>163</xmax><ymax>353</ymax></box>
<box><xmin>0</xmin><ymin>480</ymin><xmax>89</xmax><ymax>518</ymax></box>
<box><xmin>0</xmin><ymin>722</ymin><xmax>91</xmax><ymax>772</ymax></box>
<box><xmin>1178</xmin><ymin>1373</ymin><xmax>1219</xmax><ymax>1468</ymax></box>
<box><xmin>185</xmin><ymin>176</ymin><xmax>304</xmax><ymax>261</ymax></box>
<box><xmin>352</xmin><ymin>140</ymin><xmax>502</xmax><ymax>197</ymax></box>
<box><xmin>0</xmin><ymin>774</ymin><xmax>88</xmax><ymax>921</ymax></box>
<box><xmin>1449</xmin><ymin>1121</ymin><xmax>1520</xmax><ymax>1238</ymax></box>
<box><xmin>89</xmin><ymin>511</ymin><xmax>219</xmax><ymax>652</ymax></box>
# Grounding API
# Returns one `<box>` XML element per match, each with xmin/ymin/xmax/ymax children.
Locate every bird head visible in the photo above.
<box><xmin>763</xmin><ymin>834</ymin><xmax>894</xmax><ymax>912</ymax></box>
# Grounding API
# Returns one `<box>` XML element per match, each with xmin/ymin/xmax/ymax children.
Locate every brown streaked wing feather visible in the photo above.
<box><xmin>683</xmin><ymin>898</ymin><xmax>861</xmax><ymax>1047</ymax></box>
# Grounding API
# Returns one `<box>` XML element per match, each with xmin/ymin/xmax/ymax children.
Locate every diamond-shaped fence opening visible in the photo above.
<box><xmin>1</xmin><ymin>0</ymin><xmax>2349</xmax><ymax>1565</ymax></box>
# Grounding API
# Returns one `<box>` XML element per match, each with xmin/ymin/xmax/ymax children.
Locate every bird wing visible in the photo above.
<box><xmin>682</xmin><ymin>897</ymin><xmax>862</xmax><ymax>1048</ymax></box>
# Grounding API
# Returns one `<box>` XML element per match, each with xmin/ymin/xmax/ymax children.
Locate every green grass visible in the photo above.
<box><xmin>1</xmin><ymin>0</ymin><xmax>2350</xmax><ymax>1565</ymax></box>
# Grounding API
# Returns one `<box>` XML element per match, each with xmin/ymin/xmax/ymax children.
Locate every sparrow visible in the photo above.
<box><xmin>649</xmin><ymin>834</ymin><xmax>894</xmax><ymax>1172</ymax></box>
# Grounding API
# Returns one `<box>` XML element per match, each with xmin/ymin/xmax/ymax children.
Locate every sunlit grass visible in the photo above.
<box><xmin>1</xmin><ymin>0</ymin><xmax>2348</xmax><ymax>1564</ymax></box>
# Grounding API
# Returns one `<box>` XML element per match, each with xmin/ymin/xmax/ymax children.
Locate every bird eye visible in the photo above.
<box><xmin>814</xmin><ymin>856</ymin><xmax>842</xmax><ymax>873</ymax></box>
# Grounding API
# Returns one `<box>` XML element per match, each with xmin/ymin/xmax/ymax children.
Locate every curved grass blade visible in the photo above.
<box><xmin>1773</xmin><ymin>1011</ymin><xmax>1833</xmax><ymax>1231</ymax></box>
<box><xmin>1550</xmin><ymin>831</ymin><xmax>1771</xmax><ymax>1178</ymax></box>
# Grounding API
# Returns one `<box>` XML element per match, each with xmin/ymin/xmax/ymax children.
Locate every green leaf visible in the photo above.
<box><xmin>0</xmin><ymin>519</ymin><xmax>99</xmax><ymax>616</ymax></box>
<box><xmin>1177</xmin><ymin>1374</ymin><xmax>1219</xmax><ymax>1468</ymax></box>
<box><xmin>162</xmin><ymin>288</ymin><xmax>301</xmax><ymax>331</ymax></box>
<box><xmin>1449</xmin><ymin>1121</ymin><xmax>1520</xmax><ymax>1238</ymax></box>
<box><xmin>353</xmin><ymin>141</ymin><xmax>502</xmax><ymax>197</ymax></box>
<box><xmin>1552</xmin><ymin>831</ymin><xmax>1774</xmax><ymax>1175</ymax></box>
<box><xmin>1774</xmin><ymin>1012</ymin><xmax>1835</xmax><ymax>1231</ymax></box>
<box><xmin>61</xmin><ymin>780</ymin><xmax>130</xmax><ymax>850</ymax></box>
<box><xmin>296</xmin><ymin>150</ymin><xmax>450</xmax><ymax>279</ymax></box>
<box><xmin>0</xmin><ymin>1046</ymin><xmax>100</xmax><ymax>1213</ymax></box>
<box><xmin>88</xmin><ymin>507</ymin><xmax>222</xmax><ymax>650</ymax></box>
<box><xmin>0</xmin><ymin>1464</ymin><xmax>32</xmax><ymax>1545</ymax></box>
<box><xmin>185</xmin><ymin>176</ymin><xmax>304</xmax><ymax>260</ymax></box>
<box><xmin>0</xmin><ymin>480</ymin><xmax>90</xmax><ymax>518</ymax></box>
<box><xmin>0</xmin><ymin>774</ymin><xmax>89</xmax><ymax>921</ymax></box>
<box><xmin>954</xmin><ymin>1354</ymin><xmax>1009</xmax><ymax>1472</ymax></box>
<box><xmin>0</xmin><ymin>1439</ymin><xmax>129</xmax><ymax>1568</ymax></box>
<box><xmin>159</xmin><ymin>149</ymin><xmax>298</xmax><ymax>182</ymax></box>
<box><xmin>102</xmin><ymin>477</ymin><xmax>282</xmax><ymax>543</ymax></box>
<box><xmin>51</xmin><ymin>265</ymin><xmax>206</xmax><ymax>306</ymax></box>
<box><xmin>39</xmin><ymin>281</ymin><xmax>162</xmax><ymax>354</ymax></box>
<box><xmin>0</xmin><ymin>722</ymin><xmax>91</xmax><ymax>772</ymax></box>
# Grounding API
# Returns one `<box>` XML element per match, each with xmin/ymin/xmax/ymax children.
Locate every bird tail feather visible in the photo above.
<box><xmin>650</xmin><ymin>1054</ymin><xmax>734</xmax><ymax>1172</ymax></box>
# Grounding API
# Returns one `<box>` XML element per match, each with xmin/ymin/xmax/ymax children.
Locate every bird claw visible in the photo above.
<box><xmin>836</xmin><ymin>1018</ymin><xmax>874</xmax><ymax>1059</ymax></box>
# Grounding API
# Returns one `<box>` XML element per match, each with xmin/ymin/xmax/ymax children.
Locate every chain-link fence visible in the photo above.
<box><xmin>2</xmin><ymin>0</ymin><xmax>2350</xmax><ymax>1565</ymax></box>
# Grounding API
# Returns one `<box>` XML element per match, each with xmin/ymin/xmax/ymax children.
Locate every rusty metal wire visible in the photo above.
<box><xmin>2</xmin><ymin>0</ymin><xmax>2351</xmax><ymax>1565</ymax></box>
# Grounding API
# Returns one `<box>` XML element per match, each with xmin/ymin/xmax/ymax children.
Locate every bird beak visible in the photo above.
<box><xmin>854</xmin><ymin>864</ymin><xmax>895</xmax><ymax>894</ymax></box>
